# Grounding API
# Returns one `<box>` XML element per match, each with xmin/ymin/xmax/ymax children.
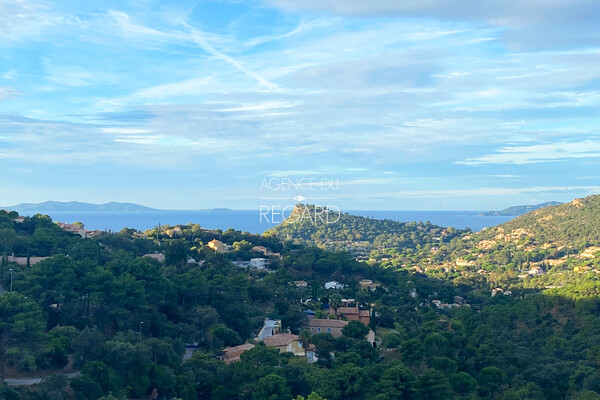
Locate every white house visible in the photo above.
<box><xmin>250</xmin><ymin>258</ymin><xmax>269</xmax><ymax>270</ymax></box>
<box><xmin>325</xmin><ymin>280</ymin><xmax>344</xmax><ymax>290</ymax></box>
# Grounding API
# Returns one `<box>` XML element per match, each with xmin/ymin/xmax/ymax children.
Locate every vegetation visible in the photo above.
<box><xmin>1</xmin><ymin>196</ymin><xmax>600</xmax><ymax>399</ymax></box>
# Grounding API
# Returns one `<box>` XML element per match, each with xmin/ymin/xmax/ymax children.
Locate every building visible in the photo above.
<box><xmin>216</xmin><ymin>343</ymin><xmax>255</xmax><ymax>364</ymax></box>
<box><xmin>142</xmin><ymin>253</ymin><xmax>166</xmax><ymax>263</ymax></box>
<box><xmin>165</xmin><ymin>227</ymin><xmax>183</xmax><ymax>238</ymax></box>
<box><xmin>358</xmin><ymin>279</ymin><xmax>381</xmax><ymax>291</ymax></box>
<box><xmin>293</xmin><ymin>280</ymin><xmax>308</xmax><ymax>288</ymax></box>
<box><xmin>262</xmin><ymin>333</ymin><xmax>305</xmax><ymax>356</ymax></box>
<box><xmin>306</xmin><ymin>319</ymin><xmax>348</xmax><ymax>338</ymax></box>
<box><xmin>250</xmin><ymin>258</ymin><xmax>269</xmax><ymax>270</ymax></box>
<box><xmin>325</xmin><ymin>280</ymin><xmax>344</xmax><ymax>290</ymax></box>
<box><xmin>305</xmin><ymin>319</ymin><xmax>376</xmax><ymax>347</ymax></box>
<box><xmin>252</xmin><ymin>246</ymin><xmax>282</xmax><ymax>259</ymax></box>
<box><xmin>332</xmin><ymin>299</ymin><xmax>371</xmax><ymax>325</ymax></box>
<box><xmin>528</xmin><ymin>266</ymin><xmax>544</xmax><ymax>275</ymax></box>
<box><xmin>208</xmin><ymin>239</ymin><xmax>230</xmax><ymax>253</ymax></box>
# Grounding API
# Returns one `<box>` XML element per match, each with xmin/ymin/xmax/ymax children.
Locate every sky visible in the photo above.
<box><xmin>1</xmin><ymin>0</ymin><xmax>600</xmax><ymax>211</ymax></box>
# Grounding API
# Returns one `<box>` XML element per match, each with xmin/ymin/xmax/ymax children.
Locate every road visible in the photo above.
<box><xmin>4</xmin><ymin>371</ymin><xmax>81</xmax><ymax>386</ymax></box>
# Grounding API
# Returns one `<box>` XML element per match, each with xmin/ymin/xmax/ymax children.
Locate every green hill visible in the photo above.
<box><xmin>264</xmin><ymin>204</ymin><xmax>467</xmax><ymax>256</ymax></box>
<box><xmin>481</xmin><ymin>201</ymin><xmax>563</xmax><ymax>216</ymax></box>
<box><xmin>477</xmin><ymin>195</ymin><xmax>600</xmax><ymax>247</ymax></box>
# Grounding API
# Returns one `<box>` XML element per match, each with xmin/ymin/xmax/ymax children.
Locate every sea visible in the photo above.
<box><xmin>17</xmin><ymin>209</ymin><xmax>514</xmax><ymax>234</ymax></box>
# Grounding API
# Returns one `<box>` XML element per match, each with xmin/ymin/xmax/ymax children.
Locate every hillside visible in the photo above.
<box><xmin>264</xmin><ymin>204</ymin><xmax>467</xmax><ymax>260</ymax></box>
<box><xmin>4</xmin><ymin>207</ymin><xmax>600</xmax><ymax>399</ymax></box>
<box><xmin>3</xmin><ymin>201</ymin><xmax>157</xmax><ymax>212</ymax></box>
<box><xmin>477</xmin><ymin>195</ymin><xmax>600</xmax><ymax>247</ymax></box>
<box><xmin>481</xmin><ymin>201</ymin><xmax>563</xmax><ymax>216</ymax></box>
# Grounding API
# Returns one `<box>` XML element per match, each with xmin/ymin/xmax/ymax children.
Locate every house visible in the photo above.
<box><xmin>216</xmin><ymin>343</ymin><xmax>255</xmax><ymax>364</ymax></box>
<box><xmin>252</xmin><ymin>246</ymin><xmax>282</xmax><ymax>259</ymax></box>
<box><xmin>528</xmin><ymin>266</ymin><xmax>544</xmax><ymax>275</ymax></box>
<box><xmin>56</xmin><ymin>222</ymin><xmax>88</xmax><ymax>237</ymax></box>
<box><xmin>12</xmin><ymin>216</ymin><xmax>25</xmax><ymax>223</ymax></box>
<box><xmin>165</xmin><ymin>227</ymin><xmax>183</xmax><ymax>238</ymax></box>
<box><xmin>85</xmin><ymin>230</ymin><xmax>103</xmax><ymax>239</ymax></box>
<box><xmin>305</xmin><ymin>319</ymin><xmax>376</xmax><ymax>346</ymax></box>
<box><xmin>358</xmin><ymin>279</ymin><xmax>381</xmax><ymax>291</ymax></box>
<box><xmin>293</xmin><ymin>280</ymin><xmax>308</xmax><ymax>288</ymax></box>
<box><xmin>250</xmin><ymin>258</ymin><xmax>269</xmax><ymax>270</ymax></box>
<box><xmin>306</xmin><ymin>319</ymin><xmax>348</xmax><ymax>338</ymax></box>
<box><xmin>7</xmin><ymin>253</ymin><xmax>49</xmax><ymax>266</ymax></box>
<box><xmin>208</xmin><ymin>239</ymin><xmax>230</xmax><ymax>253</ymax></box>
<box><xmin>325</xmin><ymin>281</ymin><xmax>344</xmax><ymax>290</ymax></box>
<box><xmin>142</xmin><ymin>253</ymin><xmax>166</xmax><ymax>262</ymax></box>
<box><xmin>331</xmin><ymin>299</ymin><xmax>371</xmax><ymax>325</ymax></box>
<box><xmin>262</xmin><ymin>333</ymin><xmax>305</xmax><ymax>357</ymax></box>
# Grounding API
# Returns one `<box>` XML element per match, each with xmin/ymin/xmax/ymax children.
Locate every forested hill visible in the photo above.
<box><xmin>5</xmin><ymin>208</ymin><xmax>600</xmax><ymax>398</ymax></box>
<box><xmin>481</xmin><ymin>201</ymin><xmax>563</xmax><ymax>216</ymax></box>
<box><xmin>264</xmin><ymin>204</ymin><xmax>467</xmax><ymax>254</ymax></box>
<box><xmin>476</xmin><ymin>195</ymin><xmax>600</xmax><ymax>247</ymax></box>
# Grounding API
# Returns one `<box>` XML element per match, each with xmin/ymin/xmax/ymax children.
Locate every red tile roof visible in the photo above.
<box><xmin>262</xmin><ymin>333</ymin><xmax>298</xmax><ymax>347</ymax></box>
<box><xmin>307</xmin><ymin>319</ymin><xmax>348</xmax><ymax>328</ymax></box>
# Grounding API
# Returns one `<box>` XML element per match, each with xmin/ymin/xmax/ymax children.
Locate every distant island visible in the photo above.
<box><xmin>2</xmin><ymin>201</ymin><xmax>158</xmax><ymax>212</ymax></box>
<box><xmin>481</xmin><ymin>201</ymin><xmax>563</xmax><ymax>216</ymax></box>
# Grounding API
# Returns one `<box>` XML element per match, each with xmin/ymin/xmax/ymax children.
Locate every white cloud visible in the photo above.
<box><xmin>0</xmin><ymin>0</ymin><xmax>60</xmax><ymax>43</ymax></box>
<box><xmin>0</xmin><ymin>86</ymin><xmax>21</xmax><ymax>101</ymax></box>
<box><xmin>262</xmin><ymin>0</ymin><xmax>600</xmax><ymax>49</ymax></box>
<box><xmin>386</xmin><ymin>185</ymin><xmax>600</xmax><ymax>199</ymax></box>
<box><xmin>458</xmin><ymin>141</ymin><xmax>600</xmax><ymax>165</ymax></box>
<box><xmin>133</xmin><ymin>77</ymin><xmax>214</xmax><ymax>100</ymax></box>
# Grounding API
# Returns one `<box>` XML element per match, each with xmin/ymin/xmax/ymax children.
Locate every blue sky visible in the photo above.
<box><xmin>1</xmin><ymin>0</ymin><xmax>600</xmax><ymax>210</ymax></box>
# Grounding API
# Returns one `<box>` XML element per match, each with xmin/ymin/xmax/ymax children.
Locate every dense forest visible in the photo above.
<box><xmin>2</xmin><ymin>198</ymin><xmax>600</xmax><ymax>399</ymax></box>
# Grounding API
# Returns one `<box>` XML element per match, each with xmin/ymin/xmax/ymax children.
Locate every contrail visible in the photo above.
<box><xmin>185</xmin><ymin>23</ymin><xmax>280</xmax><ymax>91</ymax></box>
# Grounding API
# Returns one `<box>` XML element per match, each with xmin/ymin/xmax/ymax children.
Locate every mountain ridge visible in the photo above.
<box><xmin>2</xmin><ymin>201</ymin><xmax>158</xmax><ymax>212</ymax></box>
<box><xmin>481</xmin><ymin>201</ymin><xmax>563</xmax><ymax>216</ymax></box>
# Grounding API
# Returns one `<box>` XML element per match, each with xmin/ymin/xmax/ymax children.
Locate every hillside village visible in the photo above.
<box><xmin>3</xmin><ymin>197</ymin><xmax>600</xmax><ymax>399</ymax></box>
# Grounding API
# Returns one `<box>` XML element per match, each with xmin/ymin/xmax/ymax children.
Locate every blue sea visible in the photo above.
<box><xmin>18</xmin><ymin>209</ymin><xmax>513</xmax><ymax>234</ymax></box>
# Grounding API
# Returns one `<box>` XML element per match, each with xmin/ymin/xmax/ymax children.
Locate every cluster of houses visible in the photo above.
<box><xmin>431</xmin><ymin>296</ymin><xmax>470</xmax><ymax>310</ymax></box>
<box><xmin>216</xmin><ymin>310</ymin><xmax>376</xmax><ymax>365</ymax></box>
<box><xmin>322</xmin><ymin>279</ymin><xmax>383</xmax><ymax>292</ymax></box>
<box><xmin>215</xmin><ymin>281</ymin><xmax>379</xmax><ymax>365</ymax></box>
<box><xmin>56</xmin><ymin>222</ymin><xmax>103</xmax><ymax>239</ymax></box>
<box><xmin>206</xmin><ymin>240</ymin><xmax>282</xmax><ymax>271</ymax></box>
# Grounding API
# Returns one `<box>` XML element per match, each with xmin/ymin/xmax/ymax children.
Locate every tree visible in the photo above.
<box><xmin>417</xmin><ymin>369</ymin><xmax>452</xmax><ymax>400</ymax></box>
<box><xmin>294</xmin><ymin>394</ymin><xmax>326</xmax><ymax>400</ymax></box>
<box><xmin>0</xmin><ymin>292</ymin><xmax>45</xmax><ymax>381</ymax></box>
<box><xmin>449</xmin><ymin>372</ymin><xmax>477</xmax><ymax>396</ymax></box>
<box><xmin>322</xmin><ymin>363</ymin><xmax>370</xmax><ymax>400</ymax></box>
<box><xmin>378</xmin><ymin>364</ymin><xmax>416</xmax><ymax>399</ymax></box>
<box><xmin>478</xmin><ymin>366</ymin><xmax>508</xmax><ymax>398</ymax></box>
<box><xmin>253</xmin><ymin>373</ymin><xmax>292</xmax><ymax>400</ymax></box>
<box><xmin>401</xmin><ymin>339</ymin><xmax>424</xmax><ymax>366</ymax></box>
<box><xmin>342</xmin><ymin>320</ymin><xmax>369</xmax><ymax>340</ymax></box>
<box><xmin>329</xmin><ymin>294</ymin><xmax>342</xmax><ymax>317</ymax></box>
<box><xmin>299</xmin><ymin>330</ymin><xmax>312</xmax><ymax>360</ymax></box>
